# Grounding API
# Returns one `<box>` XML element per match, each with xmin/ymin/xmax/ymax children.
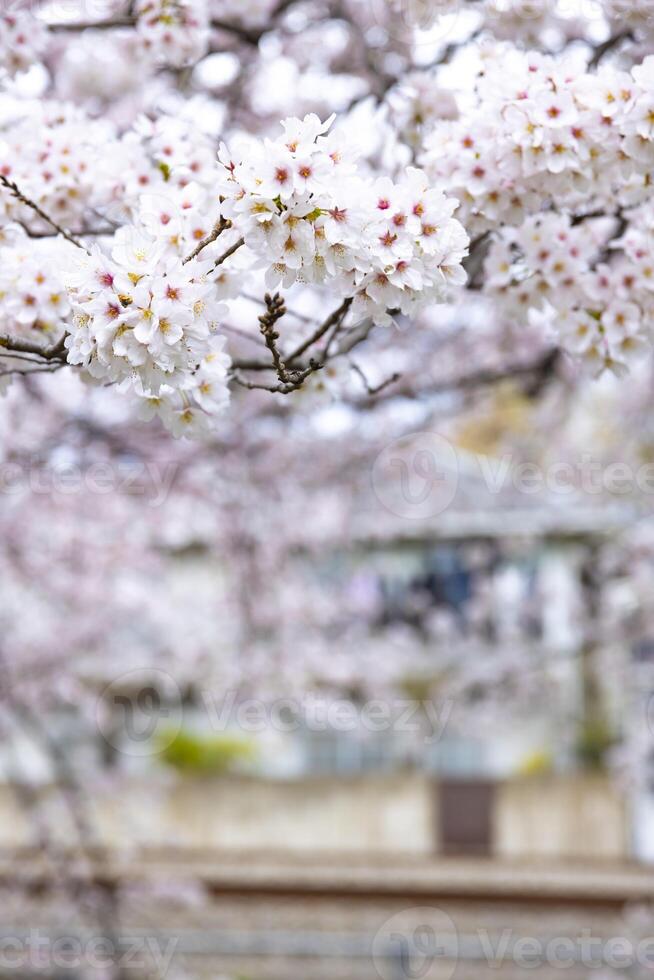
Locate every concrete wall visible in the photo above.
<box><xmin>0</xmin><ymin>773</ymin><xmax>436</xmax><ymax>855</ymax></box>
<box><xmin>495</xmin><ymin>775</ymin><xmax>628</xmax><ymax>860</ymax></box>
<box><xmin>0</xmin><ymin>773</ymin><xmax>628</xmax><ymax>860</ymax></box>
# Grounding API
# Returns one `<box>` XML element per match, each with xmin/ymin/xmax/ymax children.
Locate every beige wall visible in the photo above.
<box><xmin>0</xmin><ymin>773</ymin><xmax>628</xmax><ymax>859</ymax></box>
<box><xmin>495</xmin><ymin>775</ymin><xmax>628</xmax><ymax>860</ymax></box>
<box><xmin>0</xmin><ymin>773</ymin><xmax>436</xmax><ymax>855</ymax></box>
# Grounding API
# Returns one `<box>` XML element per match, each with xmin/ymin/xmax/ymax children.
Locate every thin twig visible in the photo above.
<box><xmin>0</xmin><ymin>175</ymin><xmax>86</xmax><ymax>251</ymax></box>
<box><xmin>0</xmin><ymin>332</ymin><xmax>68</xmax><ymax>363</ymax></box>
<box><xmin>0</xmin><ymin>364</ymin><xmax>61</xmax><ymax>377</ymax></box>
<box><xmin>258</xmin><ymin>292</ymin><xmax>292</xmax><ymax>383</ymax></box>
<box><xmin>21</xmin><ymin>225</ymin><xmax>115</xmax><ymax>240</ymax></box>
<box><xmin>48</xmin><ymin>16</ymin><xmax>136</xmax><ymax>30</ymax></box>
<box><xmin>231</xmin><ymin>296</ymin><xmax>357</xmax><ymax>373</ymax></box>
<box><xmin>214</xmin><ymin>236</ymin><xmax>245</xmax><ymax>269</ymax></box>
<box><xmin>47</xmin><ymin>3</ymin><xmax>300</xmax><ymax>43</ymax></box>
<box><xmin>352</xmin><ymin>363</ymin><xmax>401</xmax><ymax>396</ymax></box>
<box><xmin>183</xmin><ymin>216</ymin><xmax>231</xmax><ymax>264</ymax></box>
<box><xmin>286</xmin><ymin>296</ymin><xmax>353</xmax><ymax>363</ymax></box>
<box><xmin>589</xmin><ymin>29</ymin><xmax>634</xmax><ymax>69</ymax></box>
<box><xmin>241</xmin><ymin>291</ymin><xmax>315</xmax><ymax>325</ymax></box>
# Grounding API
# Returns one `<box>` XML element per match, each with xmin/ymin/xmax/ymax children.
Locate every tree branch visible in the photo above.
<box><xmin>589</xmin><ymin>29</ymin><xmax>634</xmax><ymax>69</ymax></box>
<box><xmin>286</xmin><ymin>296</ymin><xmax>353</xmax><ymax>363</ymax></box>
<box><xmin>0</xmin><ymin>332</ymin><xmax>68</xmax><ymax>363</ymax></box>
<box><xmin>0</xmin><ymin>176</ymin><xmax>86</xmax><ymax>251</ymax></box>
<box><xmin>214</xmin><ymin>236</ymin><xmax>244</xmax><ymax>269</ymax></box>
<box><xmin>183</xmin><ymin>216</ymin><xmax>231</xmax><ymax>264</ymax></box>
<box><xmin>352</xmin><ymin>362</ymin><xmax>401</xmax><ymax>396</ymax></box>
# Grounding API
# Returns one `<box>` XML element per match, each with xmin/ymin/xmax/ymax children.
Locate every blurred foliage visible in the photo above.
<box><xmin>400</xmin><ymin>675</ymin><xmax>436</xmax><ymax>702</ymax></box>
<box><xmin>516</xmin><ymin>749</ymin><xmax>554</xmax><ymax>777</ymax></box>
<box><xmin>159</xmin><ymin>729</ymin><xmax>256</xmax><ymax>774</ymax></box>
<box><xmin>575</xmin><ymin>718</ymin><xmax>616</xmax><ymax>772</ymax></box>
<box><xmin>455</xmin><ymin>385</ymin><xmax>534</xmax><ymax>456</ymax></box>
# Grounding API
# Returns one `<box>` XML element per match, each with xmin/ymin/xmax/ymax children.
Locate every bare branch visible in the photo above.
<box><xmin>352</xmin><ymin>362</ymin><xmax>401</xmax><ymax>396</ymax></box>
<box><xmin>47</xmin><ymin>1</ymin><xmax>302</xmax><ymax>44</ymax></box>
<box><xmin>286</xmin><ymin>296</ymin><xmax>353</xmax><ymax>363</ymax></box>
<box><xmin>258</xmin><ymin>292</ymin><xmax>293</xmax><ymax>383</ymax></box>
<box><xmin>231</xmin><ymin>296</ymin><xmax>356</xmax><ymax>375</ymax></box>
<box><xmin>47</xmin><ymin>16</ymin><xmax>136</xmax><ymax>30</ymax></box>
<box><xmin>357</xmin><ymin>349</ymin><xmax>561</xmax><ymax>406</ymax></box>
<box><xmin>0</xmin><ymin>364</ymin><xmax>62</xmax><ymax>378</ymax></box>
<box><xmin>0</xmin><ymin>175</ymin><xmax>86</xmax><ymax>251</ymax></box>
<box><xmin>21</xmin><ymin>225</ymin><xmax>116</xmax><ymax>240</ymax></box>
<box><xmin>214</xmin><ymin>236</ymin><xmax>245</xmax><ymax>269</ymax></box>
<box><xmin>589</xmin><ymin>29</ymin><xmax>634</xmax><ymax>69</ymax></box>
<box><xmin>0</xmin><ymin>332</ymin><xmax>68</xmax><ymax>363</ymax></box>
<box><xmin>183</xmin><ymin>216</ymin><xmax>231</xmax><ymax>264</ymax></box>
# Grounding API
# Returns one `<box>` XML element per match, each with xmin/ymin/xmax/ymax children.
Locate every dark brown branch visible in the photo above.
<box><xmin>214</xmin><ymin>236</ymin><xmax>245</xmax><ymax>268</ymax></box>
<box><xmin>258</xmin><ymin>292</ymin><xmax>294</xmax><ymax>384</ymax></box>
<box><xmin>231</xmin><ymin>292</ymin><xmax>340</xmax><ymax>394</ymax></box>
<box><xmin>0</xmin><ymin>175</ymin><xmax>86</xmax><ymax>251</ymax></box>
<box><xmin>48</xmin><ymin>0</ymin><xmax>302</xmax><ymax>44</ymax></box>
<box><xmin>589</xmin><ymin>29</ymin><xmax>634</xmax><ymax>69</ymax></box>
<box><xmin>359</xmin><ymin>349</ymin><xmax>561</xmax><ymax>406</ymax></box>
<box><xmin>50</xmin><ymin>15</ymin><xmax>258</xmax><ymax>40</ymax></box>
<box><xmin>0</xmin><ymin>364</ymin><xmax>62</xmax><ymax>377</ymax></box>
<box><xmin>232</xmin><ymin>364</ymin><xmax>320</xmax><ymax>394</ymax></box>
<box><xmin>48</xmin><ymin>16</ymin><xmax>136</xmax><ymax>30</ymax></box>
<box><xmin>21</xmin><ymin>225</ymin><xmax>115</xmax><ymax>240</ymax></box>
<box><xmin>352</xmin><ymin>363</ymin><xmax>401</xmax><ymax>396</ymax></box>
<box><xmin>286</xmin><ymin>296</ymin><xmax>353</xmax><ymax>363</ymax></box>
<box><xmin>231</xmin><ymin>296</ymin><xmax>357</xmax><ymax>374</ymax></box>
<box><xmin>183</xmin><ymin>216</ymin><xmax>231</xmax><ymax>264</ymax></box>
<box><xmin>0</xmin><ymin>332</ymin><xmax>68</xmax><ymax>363</ymax></box>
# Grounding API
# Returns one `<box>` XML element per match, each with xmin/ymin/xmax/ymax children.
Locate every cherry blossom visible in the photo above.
<box><xmin>136</xmin><ymin>0</ymin><xmax>210</xmax><ymax>67</ymax></box>
<box><xmin>0</xmin><ymin>11</ymin><xmax>48</xmax><ymax>77</ymax></box>
<box><xmin>218</xmin><ymin>114</ymin><xmax>468</xmax><ymax>326</ymax></box>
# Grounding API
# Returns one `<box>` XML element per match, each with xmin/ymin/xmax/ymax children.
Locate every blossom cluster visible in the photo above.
<box><xmin>0</xmin><ymin>100</ymin><xmax>116</xmax><ymax>231</ymax></box>
<box><xmin>135</xmin><ymin>0</ymin><xmax>210</xmax><ymax>67</ymax></box>
<box><xmin>65</xmin><ymin>221</ymin><xmax>232</xmax><ymax>437</ymax></box>
<box><xmin>112</xmin><ymin>115</ymin><xmax>222</xmax><ymax>219</ymax></box>
<box><xmin>422</xmin><ymin>49</ymin><xmax>654</xmax><ymax>235</ymax></box>
<box><xmin>603</xmin><ymin>0</ymin><xmax>654</xmax><ymax>37</ymax></box>
<box><xmin>0</xmin><ymin>225</ymin><xmax>72</xmax><ymax>391</ymax></box>
<box><xmin>0</xmin><ymin>11</ymin><xmax>48</xmax><ymax>78</ymax></box>
<box><xmin>219</xmin><ymin>114</ymin><xmax>468</xmax><ymax>326</ymax></box>
<box><xmin>483</xmin><ymin>211</ymin><xmax>654</xmax><ymax>376</ymax></box>
<box><xmin>55</xmin><ymin>30</ymin><xmax>153</xmax><ymax>104</ymax></box>
<box><xmin>0</xmin><ymin>99</ymin><xmax>222</xmax><ymax>233</ymax></box>
<box><xmin>479</xmin><ymin>0</ymin><xmax>594</xmax><ymax>48</ymax></box>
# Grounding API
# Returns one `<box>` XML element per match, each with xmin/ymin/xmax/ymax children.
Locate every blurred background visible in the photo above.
<box><xmin>3</xmin><ymin>356</ymin><xmax>654</xmax><ymax>980</ymax></box>
<box><xmin>3</xmin><ymin>0</ymin><xmax>654</xmax><ymax>977</ymax></box>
